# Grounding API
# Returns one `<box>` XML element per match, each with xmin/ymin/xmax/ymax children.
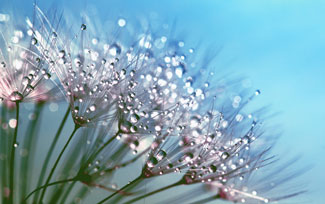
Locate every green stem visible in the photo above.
<box><xmin>104</xmin><ymin>147</ymin><xmax>149</xmax><ymax>173</ymax></box>
<box><xmin>82</xmin><ymin>131</ymin><xmax>119</xmax><ymax>172</ymax></box>
<box><xmin>70</xmin><ymin>185</ymin><xmax>88</xmax><ymax>204</ymax></box>
<box><xmin>23</xmin><ymin>177</ymin><xmax>76</xmax><ymax>202</ymax></box>
<box><xmin>33</xmin><ymin>106</ymin><xmax>70</xmax><ymax>203</ymax></box>
<box><xmin>39</xmin><ymin>124</ymin><xmax>79</xmax><ymax>203</ymax></box>
<box><xmin>0</xmin><ymin>104</ymin><xmax>8</xmax><ymax>203</ymax></box>
<box><xmin>124</xmin><ymin>181</ymin><xmax>181</xmax><ymax>204</ymax></box>
<box><xmin>58</xmin><ymin>180</ymin><xmax>77</xmax><ymax>203</ymax></box>
<box><xmin>9</xmin><ymin>102</ymin><xmax>19</xmax><ymax>204</ymax></box>
<box><xmin>20</xmin><ymin>103</ymin><xmax>44</xmax><ymax>201</ymax></box>
<box><xmin>97</xmin><ymin>175</ymin><xmax>143</xmax><ymax>204</ymax></box>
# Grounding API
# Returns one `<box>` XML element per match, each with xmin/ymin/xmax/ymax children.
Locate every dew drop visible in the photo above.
<box><xmin>255</xmin><ymin>89</ymin><xmax>261</xmax><ymax>95</ymax></box>
<box><xmin>31</xmin><ymin>38</ymin><xmax>37</xmax><ymax>45</ymax></box>
<box><xmin>190</xmin><ymin>116</ymin><xmax>200</xmax><ymax>128</ymax></box>
<box><xmin>147</xmin><ymin>157</ymin><xmax>158</xmax><ymax>168</ymax></box>
<box><xmin>209</xmin><ymin>164</ymin><xmax>217</xmax><ymax>173</ymax></box>
<box><xmin>130</xmin><ymin>126</ymin><xmax>137</xmax><ymax>133</ymax></box>
<box><xmin>130</xmin><ymin>114</ymin><xmax>139</xmax><ymax>124</ymax></box>
<box><xmin>129</xmin><ymin>140</ymin><xmax>139</xmax><ymax>149</ymax></box>
<box><xmin>59</xmin><ymin>50</ymin><xmax>66</xmax><ymax>58</ymax></box>
<box><xmin>52</xmin><ymin>32</ymin><xmax>58</xmax><ymax>38</ymax></box>
<box><xmin>221</xmin><ymin>152</ymin><xmax>229</xmax><ymax>160</ymax></box>
<box><xmin>109</xmin><ymin>43</ymin><xmax>121</xmax><ymax>56</ymax></box>
<box><xmin>117</xmin><ymin>18</ymin><xmax>126</xmax><ymax>27</ymax></box>
<box><xmin>0</xmin><ymin>61</ymin><xmax>6</xmax><ymax>68</ymax></box>
<box><xmin>119</xmin><ymin>121</ymin><xmax>132</xmax><ymax>133</ymax></box>
<box><xmin>81</xmin><ymin>24</ymin><xmax>87</xmax><ymax>30</ymax></box>
<box><xmin>89</xmin><ymin>105</ymin><xmax>96</xmax><ymax>112</ymax></box>
<box><xmin>43</xmin><ymin>73</ymin><xmax>51</xmax><ymax>79</ymax></box>
<box><xmin>184</xmin><ymin>152</ymin><xmax>194</xmax><ymax>162</ymax></box>
<box><xmin>9</xmin><ymin>119</ymin><xmax>17</xmax><ymax>128</ymax></box>
<box><xmin>9</xmin><ymin>91</ymin><xmax>23</xmax><ymax>102</ymax></box>
<box><xmin>156</xmin><ymin>150</ymin><xmax>167</xmax><ymax>161</ymax></box>
<box><xmin>242</xmin><ymin>135</ymin><xmax>251</xmax><ymax>144</ymax></box>
<box><xmin>22</xmin><ymin>77</ymin><xmax>31</xmax><ymax>86</ymax></box>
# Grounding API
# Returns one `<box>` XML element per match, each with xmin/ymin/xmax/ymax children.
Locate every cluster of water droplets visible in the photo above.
<box><xmin>0</xmin><ymin>21</ymin><xmax>53</xmax><ymax>103</ymax></box>
<box><xmin>20</xmin><ymin>8</ymin><xmax>297</xmax><ymax>204</ymax></box>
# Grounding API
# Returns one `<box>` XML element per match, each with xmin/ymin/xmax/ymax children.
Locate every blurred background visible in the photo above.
<box><xmin>2</xmin><ymin>0</ymin><xmax>325</xmax><ymax>203</ymax></box>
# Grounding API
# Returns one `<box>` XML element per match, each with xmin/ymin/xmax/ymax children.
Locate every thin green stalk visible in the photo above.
<box><xmin>69</xmin><ymin>185</ymin><xmax>88</xmax><ymax>204</ymax></box>
<box><xmin>9</xmin><ymin>102</ymin><xmax>19</xmax><ymax>204</ymax></box>
<box><xmin>124</xmin><ymin>181</ymin><xmax>181</xmax><ymax>204</ymax></box>
<box><xmin>104</xmin><ymin>147</ymin><xmax>150</xmax><ymax>173</ymax></box>
<box><xmin>58</xmin><ymin>180</ymin><xmax>77</xmax><ymax>203</ymax></box>
<box><xmin>33</xmin><ymin>106</ymin><xmax>70</xmax><ymax>203</ymax></box>
<box><xmin>97</xmin><ymin>175</ymin><xmax>143</xmax><ymax>204</ymax></box>
<box><xmin>0</xmin><ymin>104</ymin><xmax>8</xmax><ymax>203</ymax></box>
<box><xmin>20</xmin><ymin>103</ymin><xmax>44</xmax><ymax>201</ymax></box>
<box><xmin>23</xmin><ymin>177</ymin><xmax>77</xmax><ymax>202</ymax></box>
<box><xmin>81</xmin><ymin>131</ymin><xmax>119</xmax><ymax>172</ymax></box>
<box><xmin>39</xmin><ymin>124</ymin><xmax>80</xmax><ymax>203</ymax></box>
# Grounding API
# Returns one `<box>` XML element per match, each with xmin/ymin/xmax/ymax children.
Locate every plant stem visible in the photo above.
<box><xmin>33</xmin><ymin>106</ymin><xmax>70</xmax><ymax>203</ymax></box>
<box><xmin>58</xmin><ymin>180</ymin><xmax>77</xmax><ymax>203</ymax></box>
<box><xmin>39</xmin><ymin>124</ymin><xmax>79</xmax><ymax>203</ymax></box>
<box><xmin>23</xmin><ymin>177</ymin><xmax>76</xmax><ymax>202</ymax></box>
<box><xmin>124</xmin><ymin>181</ymin><xmax>181</xmax><ymax>204</ymax></box>
<box><xmin>104</xmin><ymin>147</ymin><xmax>149</xmax><ymax>173</ymax></box>
<box><xmin>97</xmin><ymin>175</ymin><xmax>143</xmax><ymax>204</ymax></box>
<box><xmin>81</xmin><ymin>131</ymin><xmax>120</xmax><ymax>171</ymax></box>
<box><xmin>20</xmin><ymin>103</ymin><xmax>44</xmax><ymax>201</ymax></box>
<box><xmin>0</xmin><ymin>104</ymin><xmax>8</xmax><ymax>204</ymax></box>
<box><xmin>9</xmin><ymin>102</ymin><xmax>19</xmax><ymax>204</ymax></box>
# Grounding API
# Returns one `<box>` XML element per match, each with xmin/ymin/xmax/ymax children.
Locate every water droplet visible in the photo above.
<box><xmin>89</xmin><ymin>105</ymin><xmax>96</xmax><ymax>112</ymax></box>
<box><xmin>109</xmin><ymin>43</ymin><xmax>121</xmax><ymax>56</ymax></box>
<box><xmin>52</xmin><ymin>32</ymin><xmax>58</xmax><ymax>38</ymax></box>
<box><xmin>242</xmin><ymin>135</ymin><xmax>251</xmax><ymax>144</ymax></box>
<box><xmin>255</xmin><ymin>89</ymin><xmax>261</xmax><ymax>95</ymax></box>
<box><xmin>156</xmin><ymin>150</ymin><xmax>167</xmax><ymax>161</ymax></box>
<box><xmin>184</xmin><ymin>152</ymin><xmax>194</xmax><ymax>162</ymax></box>
<box><xmin>190</xmin><ymin>116</ymin><xmax>200</xmax><ymax>128</ymax></box>
<box><xmin>117</xmin><ymin>18</ymin><xmax>126</xmax><ymax>27</ymax></box>
<box><xmin>31</xmin><ymin>38</ymin><xmax>37</xmax><ymax>45</ymax></box>
<box><xmin>119</xmin><ymin>121</ymin><xmax>132</xmax><ymax>133</ymax></box>
<box><xmin>43</xmin><ymin>73</ymin><xmax>51</xmax><ymax>79</ymax></box>
<box><xmin>81</xmin><ymin>24</ymin><xmax>87</xmax><ymax>30</ymax></box>
<box><xmin>9</xmin><ymin>119</ymin><xmax>17</xmax><ymax>128</ymax></box>
<box><xmin>9</xmin><ymin>91</ymin><xmax>23</xmax><ymax>102</ymax></box>
<box><xmin>221</xmin><ymin>152</ymin><xmax>229</xmax><ymax>160</ymax></box>
<box><xmin>236</xmin><ymin>114</ymin><xmax>244</xmax><ymax>122</ymax></box>
<box><xmin>13</xmin><ymin>143</ymin><xmax>19</xmax><ymax>148</ymax></box>
<box><xmin>0</xmin><ymin>61</ymin><xmax>6</xmax><ymax>68</ymax></box>
<box><xmin>147</xmin><ymin>157</ymin><xmax>158</xmax><ymax>168</ymax></box>
<box><xmin>130</xmin><ymin>126</ymin><xmax>137</xmax><ymax>133</ymax></box>
<box><xmin>209</xmin><ymin>164</ymin><xmax>217</xmax><ymax>173</ymax></box>
<box><xmin>130</xmin><ymin>114</ymin><xmax>139</xmax><ymax>124</ymax></box>
<box><xmin>22</xmin><ymin>77</ymin><xmax>30</xmax><ymax>86</ymax></box>
<box><xmin>129</xmin><ymin>140</ymin><xmax>139</xmax><ymax>149</ymax></box>
<box><xmin>175</xmin><ymin>66</ymin><xmax>185</xmax><ymax>78</ymax></box>
<box><xmin>59</xmin><ymin>50</ymin><xmax>66</xmax><ymax>58</ymax></box>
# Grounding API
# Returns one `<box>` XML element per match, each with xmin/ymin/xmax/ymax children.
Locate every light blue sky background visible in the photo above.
<box><xmin>3</xmin><ymin>0</ymin><xmax>325</xmax><ymax>203</ymax></box>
